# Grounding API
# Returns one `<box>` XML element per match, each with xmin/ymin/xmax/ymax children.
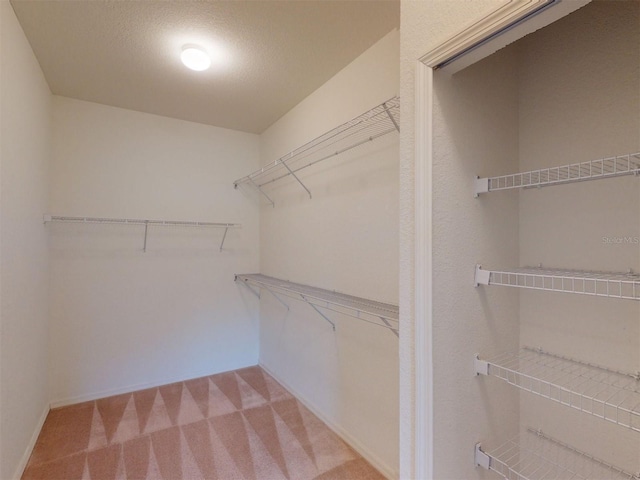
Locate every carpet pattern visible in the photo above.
<box><xmin>22</xmin><ymin>366</ymin><xmax>385</xmax><ymax>480</ymax></box>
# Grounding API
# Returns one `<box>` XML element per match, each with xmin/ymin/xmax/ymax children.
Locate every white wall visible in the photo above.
<box><xmin>49</xmin><ymin>96</ymin><xmax>260</xmax><ymax>405</ymax></box>
<box><xmin>399</xmin><ymin>2</ymin><xmax>508</xmax><ymax>477</ymax></box>
<box><xmin>517</xmin><ymin>2</ymin><xmax>639</xmax><ymax>473</ymax></box>
<box><xmin>0</xmin><ymin>2</ymin><xmax>52</xmax><ymax>478</ymax></box>
<box><xmin>431</xmin><ymin>45</ymin><xmax>522</xmax><ymax>480</ymax></box>
<box><xmin>257</xmin><ymin>30</ymin><xmax>400</xmax><ymax>478</ymax></box>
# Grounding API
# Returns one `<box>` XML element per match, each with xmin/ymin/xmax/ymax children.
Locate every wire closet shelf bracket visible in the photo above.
<box><xmin>475</xmin><ymin>428</ymin><xmax>640</xmax><ymax>480</ymax></box>
<box><xmin>233</xmin><ymin>97</ymin><xmax>400</xmax><ymax>206</ymax></box>
<box><xmin>474</xmin><ymin>152</ymin><xmax>640</xmax><ymax>197</ymax></box>
<box><xmin>475</xmin><ymin>347</ymin><xmax>640</xmax><ymax>433</ymax></box>
<box><xmin>234</xmin><ymin>273</ymin><xmax>398</xmax><ymax>336</ymax></box>
<box><xmin>474</xmin><ymin>265</ymin><xmax>640</xmax><ymax>300</ymax></box>
<box><xmin>43</xmin><ymin>215</ymin><xmax>241</xmax><ymax>252</ymax></box>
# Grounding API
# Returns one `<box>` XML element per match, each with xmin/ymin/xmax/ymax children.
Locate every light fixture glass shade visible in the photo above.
<box><xmin>181</xmin><ymin>46</ymin><xmax>211</xmax><ymax>71</ymax></box>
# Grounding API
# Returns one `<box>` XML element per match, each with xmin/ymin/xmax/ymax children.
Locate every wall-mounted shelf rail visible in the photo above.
<box><xmin>475</xmin><ymin>428</ymin><xmax>639</xmax><ymax>480</ymax></box>
<box><xmin>474</xmin><ymin>152</ymin><xmax>640</xmax><ymax>196</ymax></box>
<box><xmin>234</xmin><ymin>273</ymin><xmax>398</xmax><ymax>336</ymax></box>
<box><xmin>233</xmin><ymin>97</ymin><xmax>400</xmax><ymax>206</ymax></box>
<box><xmin>475</xmin><ymin>265</ymin><xmax>640</xmax><ymax>300</ymax></box>
<box><xmin>43</xmin><ymin>215</ymin><xmax>241</xmax><ymax>252</ymax></box>
<box><xmin>475</xmin><ymin>347</ymin><xmax>640</xmax><ymax>433</ymax></box>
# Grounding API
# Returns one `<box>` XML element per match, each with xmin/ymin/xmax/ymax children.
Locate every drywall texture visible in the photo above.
<box><xmin>256</xmin><ymin>30</ymin><xmax>400</xmax><ymax>477</ymax></box>
<box><xmin>431</xmin><ymin>46</ymin><xmax>521</xmax><ymax>479</ymax></box>
<box><xmin>517</xmin><ymin>2</ymin><xmax>640</xmax><ymax>473</ymax></box>
<box><xmin>405</xmin><ymin>1</ymin><xmax>639</xmax><ymax>478</ymax></box>
<box><xmin>49</xmin><ymin>97</ymin><xmax>260</xmax><ymax>405</ymax></box>
<box><xmin>0</xmin><ymin>2</ymin><xmax>52</xmax><ymax>478</ymax></box>
<box><xmin>11</xmin><ymin>0</ymin><xmax>399</xmax><ymax>133</ymax></box>
<box><xmin>398</xmin><ymin>1</ymin><xmax>509</xmax><ymax>477</ymax></box>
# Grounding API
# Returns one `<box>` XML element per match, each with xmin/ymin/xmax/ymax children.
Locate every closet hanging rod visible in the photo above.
<box><xmin>43</xmin><ymin>215</ymin><xmax>241</xmax><ymax>252</ymax></box>
<box><xmin>234</xmin><ymin>273</ymin><xmax>399</xmax><ymax>336</ymax></box>
<box><xmin>475</xmin><ymin>428</ymin><xmax>639</xmax><ymax>480</ymax></box>
<box><xmin>475</xmin><ymin>347</ymin><xmax>640</xmax><ymax>433</ymax></box>
<box><xmin>251</xmin><ymin>126</ymin><xmax>398</xmax><ymax>190</ymax></box>
<box><xmin>475</xmin><ymin>264</ymin><xmax>640</xmax><ymax>301</ymax></box>
<box><xmin>43</xmin><ymin>215</ymin><xmax>239</xmax><ymax>228</ymax></box>
<box><xmin>233</xmin><ymin>97</ymin><xmax>400</xmax><ymax>204</ymax></box>
<box><xmin>474</xmin><ymin>152</ymin><xmax>640</xmax><ymax>196</ymax></box>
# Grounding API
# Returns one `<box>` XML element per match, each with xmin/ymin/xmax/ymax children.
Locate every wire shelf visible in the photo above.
<box><xmin>43</xmin><ymin>215</ymin><xmax>241</xmax><ymax>251</ymax></box>
<box><xmin>475</xmin><ymin>428</ymin><xmax>639</xmax><ymax>480</ymax></box>
<box><xmin>474</xmin><ymin>152</ymin><xmax>640</xmax><ymax>196</ymax></box>
<box><xmin>234</xmin><ymin>273</ymin><xmax>398</xmax><ymax>335</ymax></box>
<box><xmin>475</xmin><ymin>265</ymin><xmax>640</xmax><ymax>301</ymax></box>
<box><xmin>475</xmin><ymin>347</ymin><xmax>640</xmax><ymax>433</ymax></box>
<box><xmin>233</xmin><ymin>97</ymin><xmax>400</xmax><ymax>206</ymax></box>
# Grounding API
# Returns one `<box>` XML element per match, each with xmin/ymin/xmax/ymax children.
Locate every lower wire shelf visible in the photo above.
<box><xmin>475</xmin><ymin>428</ymin><xmax>639</xmax><ymax>480</ymax></box>
<box><xmin>234</xmin><ymin>273</ymin><xmax>398</xmax><ymax>336</ymax></box>
<box><xmin>475</xmin><ymin>347</ymin><xmax>640</xmax><ymax>433</ymax></box>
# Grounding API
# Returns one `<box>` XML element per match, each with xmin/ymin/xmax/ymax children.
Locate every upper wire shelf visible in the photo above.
<box><xmin>43</xmin><ymin>215</ymin><xmax>241</xmax><ymax>252</ymax></box>
<box><xmin>475</xmin><ymin>347</ymin><xmax>640</xmax><ymax>433</ymax></box>
<box><xmin>233</xmin><ymin>97</ymin><xmax>400</xmax><ymax>206</ymax></box>
<box><xmin>475</xmin><ymin>428</ymin><xmax>639</xmax><ymax>480</ymax></box>
<box><xmin>475</xmin><ymin>265</ymin><xmax>640</xmax><ymax>301</ymax></box>
<box><xmin>234</xmin><ymin>273</ymin><xmax>398</xmax><ymax>336</ymax></box>
<box><xmin>474</xmin><ymin>152</ymin><xmax>640</xmax><ymax>197</ymax></box>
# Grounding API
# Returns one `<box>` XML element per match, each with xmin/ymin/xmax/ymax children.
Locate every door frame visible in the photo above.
<box><xmin>411</xmin><ymin>1</ymin><xmax>590</xmax><ymax>477</ymax></box>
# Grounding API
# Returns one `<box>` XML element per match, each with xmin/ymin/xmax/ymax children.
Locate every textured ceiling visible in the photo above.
<box><xmin>10</xmin><ymin>0</ymin><xmax>399</xmax><ymax>134</ymax></box>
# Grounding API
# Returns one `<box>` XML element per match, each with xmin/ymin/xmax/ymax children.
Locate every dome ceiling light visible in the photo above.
<box><xmin>180</xmin><ymin>45</ymin><xmax>211</xmax><ymax>71</ymax></box>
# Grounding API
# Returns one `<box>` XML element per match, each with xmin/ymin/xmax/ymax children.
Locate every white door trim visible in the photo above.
<box><xmin>419</xmin><ymin>0</ymin><xmax>553</xmax><ymax>68</ymax></box>
<box><xmin>413</xmin><ymin>59</ymin><xmax>433</xmax><ymax>480</ymax></box>
<box><xmin>420</xmin><ymin>0</ymin><xmax>589</xmax><ymax>74</ymax></box>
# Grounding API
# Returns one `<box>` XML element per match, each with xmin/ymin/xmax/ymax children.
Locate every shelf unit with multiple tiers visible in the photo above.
<box><xmin>234</xmin><ymin>98</ymin><xmax>400</xmax><ymax>338</ymax></box>
<box><xmin>474</xmin><ymin>150</ymin><xmax>640</xmax><ymax>478</ymax></box>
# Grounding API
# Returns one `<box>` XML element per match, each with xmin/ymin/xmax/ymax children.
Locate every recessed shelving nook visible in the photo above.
<box><xmin>234</xmin><ymin>273</ymin><xmax>398</xmax><ymax>336</ymax></box>
<box><xmin>422</xmin><ymin>0</ymin><xmax>640</xmax><ymax>478</ymax></box>
<box><xmin>233</xmin><ymin>97</ymin><xmax>400</xmax><ymax>206</ymax></box>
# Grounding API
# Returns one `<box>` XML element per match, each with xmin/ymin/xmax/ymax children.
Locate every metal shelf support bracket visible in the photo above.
<box><xmin>380</xmin><ymin>317</ymin><xmax>399</xmax><ymax>337</ymax></box>
<box><xmin>475</xmin><ymin>264</ymin><xmax>491</xmax><ymax>286</ymax></box>
<box><xmin>143</xmin><ymin>221</ymin><xmax>149</xmax><ymax>252</ymax></box>
<box><xmin>474</xmin><ymin>176</ymin><xmax>490</xmax><ymax>197</ymax></box>
<box><xmin>384</xmin><ymin>101</ymin><xmax>400</xmax><ymax>132</ymax></box>
<box><xmin>219</xmin><ymin>227</ymin><xmax>229</xmax><ymax>252</ymax></box>
<box><xmin>249</xmin><ymin>178</ymin><xmax>275</xmax><ymax>207</ymax></box>
<box><xmin>303</xmin><ymin>298</ymin><xmax>336</xmax><ymax>331</ymax></box>
<box><xmin>474</xmin><ymin>355</ymin><xmax>489</xmax><ymax>376</ymax></box>
<box><xmin>235</xmin><ymin>276</ymin><xmax>261</xmax><ymax>299</ymax></box>
<box><xmin>280</xmin><ymin>157</ymin><xmax>312</xmax><ymax>199</ymax></box>
<box><xmin>263</xmin><ymin>286</ymin><xmax>290</xmax><ymax>311</ymax></box>
<box><xmin>475</xmin><ymin>443</ymin><xmax>491</xmax><ymax>470</ymax></box>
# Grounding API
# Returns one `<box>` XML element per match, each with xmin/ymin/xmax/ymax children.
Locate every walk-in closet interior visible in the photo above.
<box><xmin>2</xmin><ymin>0</ymin><xmax>400</xmax><ymax>478</ymax></box>
<box><xmin>2</xmin><ymin>0</ymin><xmax>639</xmax><ymax>479</ymax></box>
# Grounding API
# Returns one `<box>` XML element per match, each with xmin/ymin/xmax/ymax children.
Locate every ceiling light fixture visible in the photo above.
<box><xmin>181</xmin><ymin>45</ymin><xmax>211</xmax><ymax>71</ymax></box>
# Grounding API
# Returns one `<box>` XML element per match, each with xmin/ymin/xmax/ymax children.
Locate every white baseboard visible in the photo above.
<box><xmin>259</xmin><ymin>362</ymin><xmax>398</xmax><ymax>480</ymax></box>
<box><xmin>50</xmin><ymin>362</ymin><xmax>258</xmax><ymax>408</ymax></box>
<box><xmin>13</xmin><ymin>404</ymin><xmax>49</xmax><ymax>480</ymax></box>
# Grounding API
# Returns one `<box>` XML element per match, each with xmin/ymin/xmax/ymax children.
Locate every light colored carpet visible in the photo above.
<box><xmin>22</xmin><ymin>366</ymin><xmax>385</xmax><ymax>479</ymax></box>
